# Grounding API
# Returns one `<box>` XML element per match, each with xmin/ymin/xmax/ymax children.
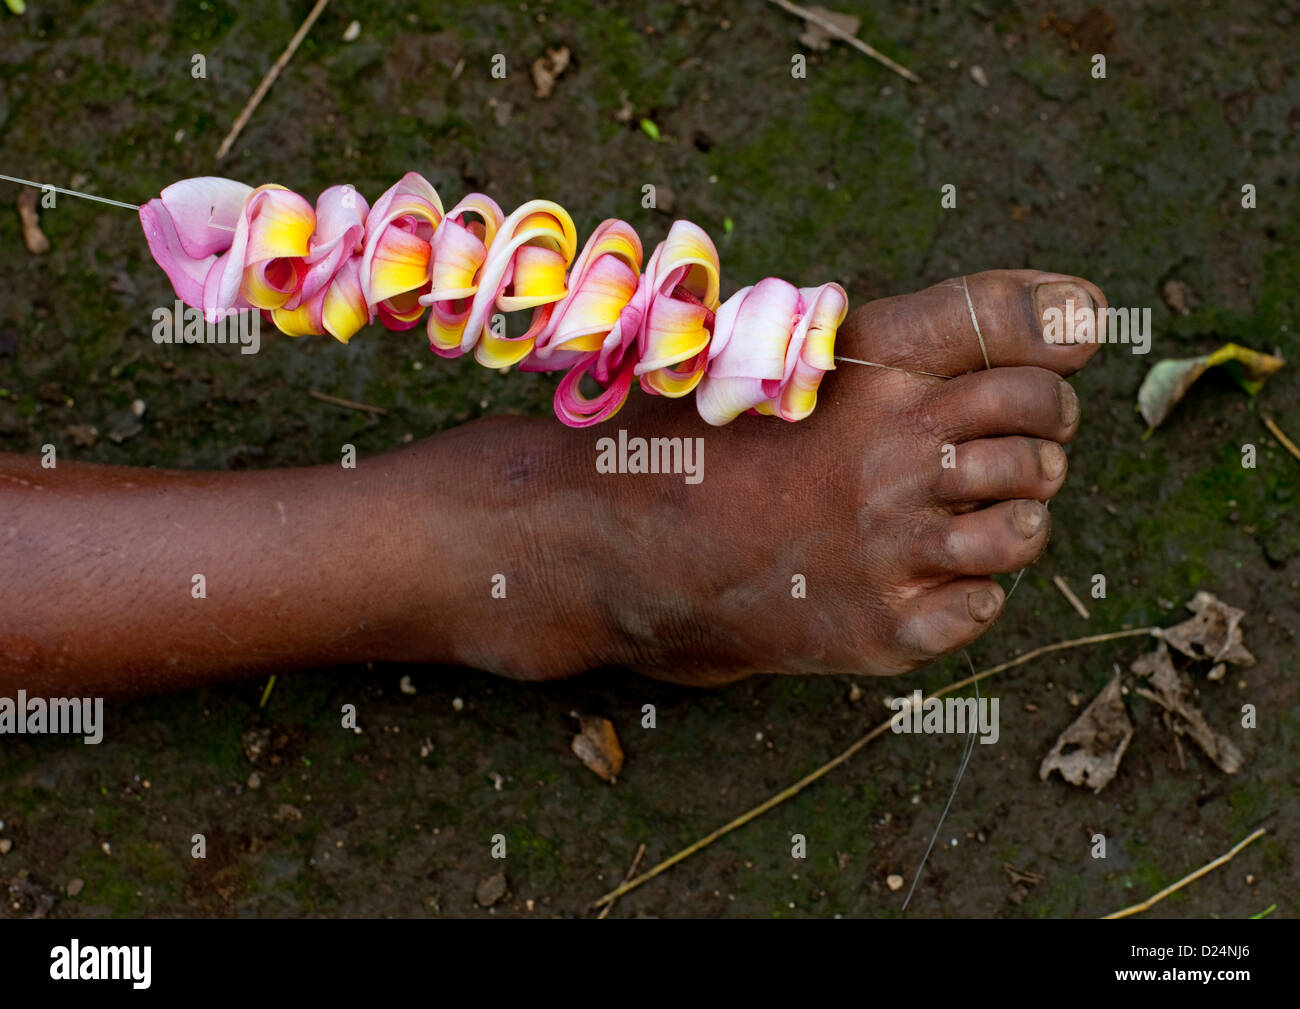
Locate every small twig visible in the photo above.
<box><xmin>596</xmin><ymin>842</ymin><xmax>646</xmax><ymax>918</ymax></box>
<box><xmin>1262</xmin><ymin>416</ymin><xmax>1300</xmax><ymax>463</ymax></box>
<box><xmin>1003</xmin><ymin>863</ymin><xmax>1046</xmax><ymax>886</ymax></box>
<box><xmin>216</xmin><ymin>0</ymin><xmax>332</xmax><ymax>161</ymax></box>
<box><xmin>1102</xmin><ymin>827</ymin><xmax>1268</xmax><ymax>919</ymax></box>
<box><xmin>766</xmin><ymin>0</ymin><xmax>922</xmax><ymax>84</ymax></box>
<box><xmin>308</xmin><ymin>390</ymin><xmax>388</xmax><ymax>416</ymax></box>
<box><xmin>592</xmin><ymin>625</ymin><xmax>1159</xmax><ymax>909</ymax></box>
<box><xmin>1052</xmin><ymin>575</ymin><xmax>1091</xmax><ymax>619</ymax></box>
<box><xmin>258</xmin><ymin>674</ymin><xmax>277</xmax><ymax>709</ymax></box>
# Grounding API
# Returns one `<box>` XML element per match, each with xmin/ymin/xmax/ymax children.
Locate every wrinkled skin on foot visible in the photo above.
<box><xmin>521</xmin><ymin>270</ymin><xmax>1106</xmax><ymax>685</ymax></box>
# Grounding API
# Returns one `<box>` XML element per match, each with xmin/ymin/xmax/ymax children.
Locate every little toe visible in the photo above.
<box><xmin>895</xmin><ymin>578</ymin><xmax>1006</xmax><ymax>660</ymax></box>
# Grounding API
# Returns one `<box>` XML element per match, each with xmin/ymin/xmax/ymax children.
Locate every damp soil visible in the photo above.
<box><xmin>0</xmin><ymin>0</ymin><xmax>1296</xmax><ymax>917</ymax></box>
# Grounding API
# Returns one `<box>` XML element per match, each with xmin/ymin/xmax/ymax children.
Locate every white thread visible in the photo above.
<box><xmin>962</xmin><ymin>275</ymin><xmax>991</xmax><ymax>371</ymax></box>
<box><xmin>902</xmin><ymin>651</ymin><xmax>980</xmax><ymax>911</ymax></box>
<box><xmin>833</xmin><ymin>356</ymin><xmax>953</xmax><ymax>381</ymax></box>
<box><xmin>0</xmin><ymin>173</ymin><xmax>140</xmax><ymax>211</ymax></box>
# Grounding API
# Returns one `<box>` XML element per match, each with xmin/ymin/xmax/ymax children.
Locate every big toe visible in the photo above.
<box><xmin>838</xmin><ymin>269</ymin><xmax>1108</xmax><ymax>379</ymax></box>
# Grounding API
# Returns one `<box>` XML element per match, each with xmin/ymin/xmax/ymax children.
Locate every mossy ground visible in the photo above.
<box><xmin>0</xmin><ymin>0</ymin><xmax>1296</xmax><ymax>917</ymax></box>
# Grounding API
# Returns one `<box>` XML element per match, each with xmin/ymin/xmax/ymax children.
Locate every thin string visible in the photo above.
<box><xmin>963</xmin><ymin>274</ymin><xmax>991</xmax><ymax>371</ymax></box>
<box><xmin>0</xmin><ymin>173</ymin><xmax>140</xmax><ymax>211</ymax></box>
<box><xmin>902</xmin><ymin>650</ymin><xmax>980</xmax><ymax>911</ymax></box>
<box><xmin>833</xmin><ymin>355</ymin><xmax>954</xmax><ymax>380</ymax></box>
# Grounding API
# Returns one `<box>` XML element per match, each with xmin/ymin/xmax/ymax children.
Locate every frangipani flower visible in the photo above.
<box><xmin>359</xmin><ymin>172</ymin><xmax>444</xmax><ymax>330</ymax></box>
<box><xmin>272</xmin><ymin>184</ymin><xmax>371</xmax><ymax>343</ymax></box>
<box><xmin>140</xmin><ymin>177</ymin><xmax>317</xmax><ymax>323</ymax></box>
<box><xmin>623</xmin><ymin>220</ymin><xmax>721</xmax><ymax>398</ymax></box>
<box><xmin>523</xmin><ymin>219</ymin><xmax>643</xmax><ymax>427</ymax></box>
<box><xmin>448</xmin><ymin>200</ymin><xmax>578</xmax><ymax>368</ymax></box>
<box><xmin>139</xmin><ymin>176</ymin><xmax>252</xmax><ymax>312</ymax></box>
<box><xmin>220</xmin><ymin>185</ymin><xmax>317</xmax><ymax>315</ymax></box>
<box><xmin>696</xmin><ymin>280</ymin><xmax>847</xmax><ymax>426</ymax></box>
<box><xmin>421</xmin><ymin>193</ymin><xmax>505</xmax><ymax>356</ymax></box>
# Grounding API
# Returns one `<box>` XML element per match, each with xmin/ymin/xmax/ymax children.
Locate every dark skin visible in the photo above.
<box><xmin>0</xmin><ymin>269</ymin><xmax>1103</xmax><ymax>695</ymax></box>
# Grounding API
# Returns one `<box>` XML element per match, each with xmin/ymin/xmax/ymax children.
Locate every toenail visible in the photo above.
<box><xmin>1034</xmin><ymin>281</ymin><xmax>1094</xmax><ymax>345</ymax></box>
<box><xmin>968</xmin><ymin>589</ymin><xmax>999</xmax><ymax>622</ymax></box>
<box><xmin>1012</xmin><ymin>500</ymin><xmax>1045</xmax><ymax>538</ymax></box>
<box><xmin>1058</xmin><ymin>381</ymin><xmax>1079</xmax><ymax>426</ymax></box>
<box><xmin>1041</xmin><ymin>441</ymin><xmax>1067</xmax><ymax>481</ymax></box>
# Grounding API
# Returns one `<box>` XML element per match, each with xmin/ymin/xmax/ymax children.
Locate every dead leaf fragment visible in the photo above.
<box><xmin>530</xmin><ymin>46</ymin><xmax>571</xmax><ymax>98</ymax></box>
<box><xmin>1162</xmin><ymin>279</ymin><xmax>1193</xmax><ymax>315</ymax></box>
<box><xmin>63</xmin><ymin>424</ymin><xmax>99</xmax><ymax>448</ymax></box>
<box><xmin>798</xmin><ymin>6</ymin><xmax>860</xmax><ymax>51</ymax></box>
<box><xmin>1131</xmin><ymin>640</ymin><xmax>1244</xmax><ymax>774</ymax></box>
<box><xmin>1138</xmin><ymin>343</ymin><xmax>1284</xmax><ymax>431</ymax></box>
<box><xmin>475</xmin><ymin>871</ymin><xmax>507</xmax><ymax>908</ymax></box>
<box><xmin>570</xmin><ymin>715</ymin><xmax>624</xmax><ymax>782</ymax></box>
<box><xmin>1039</xmin><ymin>673</ymin><xmax>1134</xmax><ymax>792</ymax></box>
<box><xmin>1161</xmin><ymin>590</ymin><xmax>1255</xmax><ymax>667</ymax></box>
<box><xmin>17</xmin><ymin>187</ymin><xmax>50</xmax><ymax>255</ymax></box>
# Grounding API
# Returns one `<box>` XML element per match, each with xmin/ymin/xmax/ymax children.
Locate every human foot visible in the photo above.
<box><xmin>528</xmin><ymin>269</ymin><xmax>1106</xmax><ymax>685</ymax></box>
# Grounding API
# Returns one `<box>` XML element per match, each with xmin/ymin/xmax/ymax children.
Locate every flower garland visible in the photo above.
<box><xmin>139</xmin><ymin>174</ymin><xmax>848</xmax><ymax>427</ymax></box>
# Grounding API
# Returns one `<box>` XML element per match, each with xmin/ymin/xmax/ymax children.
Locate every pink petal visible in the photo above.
<box><xmin>159</xmin><ymin>176</ymin><xmax>253</xmax><ymax>259</ymax></box>
<box><xmin>707</xmin><ymin>278</ymin><xmax>800</xmax><ymax>380</ymax></box>
<box><xmin>139</xmin><ymin>198</ymin><xmax>215</xmax><ymax>308</ymax></box>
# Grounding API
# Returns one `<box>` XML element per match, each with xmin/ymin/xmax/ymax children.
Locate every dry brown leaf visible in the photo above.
<box><xmin>571</xmin><ymin>715</ymin><xmax>623</xmax><ymax>782</ymax></box>
<box><xmin>17</xmin><ymin>187</ymin><xmax>50</xmax><ymax>255</ymax></box>
<box><xmin>1161</xmin><ymin>590</ymin><xmax>1255</xmax><ymax>668</ymax></box>
<box><xmin>530</xmin><ymin>46</ymin><xmax>571</xmax><ymax>99</ymax></box>
<box><xmin>1039</xmin><ymin>673</ymin><xmax>1134</xmax><ymax>792</ymax></box>
<box><xmin>1131</xmin><ymin>640</ymin><xmax>1244</xmax><ymax>774</ymax></box>
<box><xmin>798</xmin><ymin>6</ymin><xmax>860</xmax><ymax>51</ymax></box>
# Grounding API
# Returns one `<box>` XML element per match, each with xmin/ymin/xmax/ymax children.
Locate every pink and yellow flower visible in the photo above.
<box><xmin>359</xmin><ymin>172</ymin><xmax>444</xmax><ymax>330</ymax></box>
<box><xmin>420</xmin><ymin>193</ymin><xmax>506</xmax><ymax>356</ymax></box>
<box><xmin>452</xmin><ymin>199</ymin><xmax>578</xmax><ymax>368</ymax></box>
<box><xmin>271</xmin><ymin>184</ymin><xmax>371</xmax><ymax>343</ymax></box>
<box><xmin>524</xmin><ymin>219</ymin><xmax>643</xmax><ymax>427</ymax></box>
<box><xmin>140</xmin><ymin>177</ymin><xmax>316</xmax><ymax>323</ymax></box>
<box><xmin>695</xmin><ymin>279</ymin><xmax>847</xmax><ymax>426</ymax></box>
<box><xmin>622</xmin><ymin>220</ymin><xmax>721</xmax><ymax>399</ymax></box>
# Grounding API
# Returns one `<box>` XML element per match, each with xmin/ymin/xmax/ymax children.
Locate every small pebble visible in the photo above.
<box><xmin>399</xmin><ymin>675</ymin><xmax>417</xmax><ymax>695</ymax></box>
<box><xmin>66</xmin><ymin>878</ymin><xmax>84</xmax><ymax>897</ymax></box>
<box><xmin>475</xmin><ymin>871</ymin><xmax>507</xmax><ymax>907</ymax></box>
<box><xmin>100</xmin><ymin>841</ymin><xmax>112</xmax><ymax>855</ymax></box>
<box><xmin>886</xmin><ymin>874</ymin><xmax>904</xmax><ymax>891</ymax></box>
<box><xmin>247</xmin><ymin>771</ymin><xmax>262</xmax><ymax>790</ymax></box>
<box><xmin>452</xmin><ymin>697</ymin><xmax>464</xmax><ymax>712</ymax></box>
<box><xmin>0</xmin><ymin>839</ymin><xmax>12</xmax><ymax>855</ymax></box>
<box><xmin>342</xmin><ymin>20</ymin><xmax>361</xmax><ymax>41</ymax></box>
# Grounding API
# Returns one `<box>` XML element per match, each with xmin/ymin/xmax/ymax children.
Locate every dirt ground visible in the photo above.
<box><xmin>0</xmin><ymin>0</ymin><xmax>1295</xmax><ymax>917</ymax></box>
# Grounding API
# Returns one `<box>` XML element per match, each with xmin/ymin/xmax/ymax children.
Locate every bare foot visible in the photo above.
<box><xmin>518</xmin><ymin>270</ymin><xmax>1106</xmax><ymax>685</ymax></box>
